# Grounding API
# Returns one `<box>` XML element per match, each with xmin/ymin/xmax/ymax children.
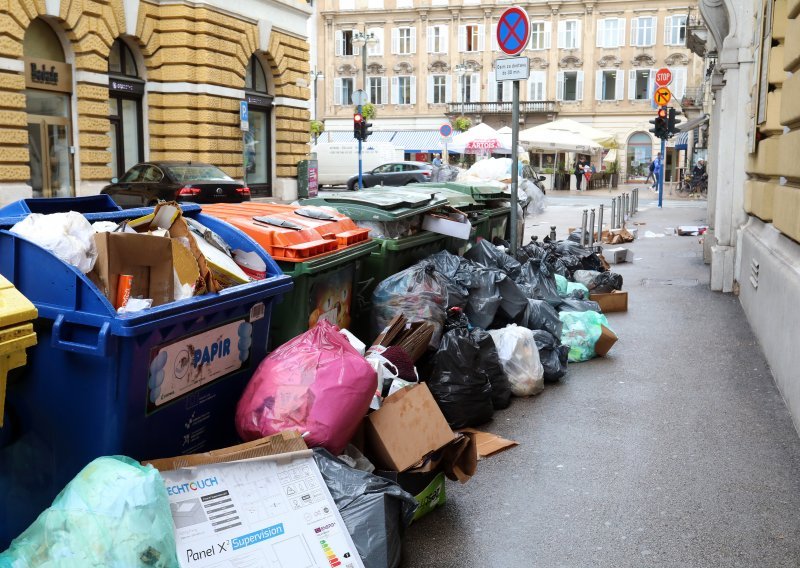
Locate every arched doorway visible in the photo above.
<box><xmin>24</xmin><ymin>18</ymin><xmax>74</xmax><ymax>198</ymax></box>
<box><xmin>108</xmin><ymin>39</ymin><xmax>145</xmax><ymax>179</ymax></box>
<box><xmin>244</xmin><ymin>55</ymin><xmax>273</xmax><ymax>196</ymax></box>
<box><xmin>626</xmin><ymin>132</ymin><xmax>653</xmax><ymax>180</ymax></box>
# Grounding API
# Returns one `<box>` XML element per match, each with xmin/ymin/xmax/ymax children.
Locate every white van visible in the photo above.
<box><xmin>313</xmin><ymin>141</ymin><xmax>404</xmax><ymax>187</ymax></box>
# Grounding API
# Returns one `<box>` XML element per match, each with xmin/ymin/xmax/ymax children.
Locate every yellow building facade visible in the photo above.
<box><xmin>0</xmin><ymin>0</ymin><xmax>312</xmax><ymax>204</ymax></box>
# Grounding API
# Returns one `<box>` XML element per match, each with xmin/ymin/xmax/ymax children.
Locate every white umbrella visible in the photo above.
<box><xmin>518</xmin><ymin>126</ymin><xmax>603</xmax><ymax>153</ymax></box>
<box><xmin>450</xmin><ymin>123</ymin><xmax>518</xmax><ymax>154</ymax></box>
<box><xmin>543</xmin><ymin>118</ymin><xmax>617</xmax><ymax>148</ymax></box>
<box><xmin>603</xmin><ymin>149</ymin><xmax>618</xmax><ymax>163</ymax></box>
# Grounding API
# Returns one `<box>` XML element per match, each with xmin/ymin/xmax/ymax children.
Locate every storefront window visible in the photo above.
<box><xmin>626</xmin><ymin>132</ymin><xmax>653</xmax><ymax>179</ymax></box>
<box><xmin>244</xmin><ymin>55</ymin><xmax>273</xmax><ymax>196</ymax></box>
<box><xmin>108</xmin><ymin>39</ymin><xmax>144</xmax><ymax>179</ymax></box>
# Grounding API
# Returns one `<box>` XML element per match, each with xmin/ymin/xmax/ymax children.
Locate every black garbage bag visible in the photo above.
<box><xmin>558</xmin><ymin>299</ymin><xmax>602</xmax><ymax>312</ymax></box>
<box><xmin>472</xmin><ymin>328</ymin><xmax>512</xmax><ymax>410</ymax></box>
<box><xmin>531</xmin><ymin>330</ymin><xmax>569</xmax><ymax>381</ymax></box>
<box><xmin>426</xmin><ymin>250</ymin><xmax>471</xmax><ymax>308</ymax></box>
<box><xmin>444</xmin><ymin>306</ymin><xmax>471</xmax><ymax>333</ymax></box>
<box><xmin>464</xmin><ymin>239</ymin><xmax>522</xmax><ymax>278</ymax></box>
<box><xmin>579</xmin><ymin>252</ymin><xmax>605</xmax><ymax>273</ymax></box>
<box><xmin>427</xmin><ymin>328</ymin><xmax>495</xmax><ymax>428</ymax></box>
<box><xmin>548</xmin><ymin>256</ymin><xmax>570</xmax><ymax>278</ymax></box>
<box><xmin>573</xmin><ymin>269</ymin><xmax>602</xmax><ymax>289</ymax></box>
<box><xmin>495</xmin><ymin>273</ymin><xmax>530</xmax><ymax>322</ymax></box>
<box><xmin>313</xmin><ymin>449</ymin><xmax>418</xmax><ymax>568</ymax></box>
<box><xmin>516</xmin><ymin>241</ymin><xmax>546</xmax><ymax>263</ymax></box>
<box><xmin>465</xmin><ymin>267</ymin><xmax>502</xmax><ymax>329</ymax></box>
<box><xmin>516</xmin><ymin>257</ymin><xmax>562</xmax><ymax>306</ymax></box>
<box><xmin>593</xmin><ymin>271</ymin><xmax>623</xmax><ymax>292</ymax></box>
<box><xmin>523</xmin><ymin>299</ymin><xmax>563</xmax><ymax>338</ymax></box>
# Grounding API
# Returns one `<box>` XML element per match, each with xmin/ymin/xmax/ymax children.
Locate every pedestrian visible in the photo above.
<box><xmin>645</xmin><ymin>158</ymin><xmax>656</xmax><ymax>185</ymax></box>
<box><xmin>584</xmin><ymin>163</ymin><xmax>592</xmax><ymax>186</ymax></box>
<box><xmin>651</xmin><ymin>152</ymin><xmax>663</xmax><ymax>192</ymax></box>
<box><xmin>574</xmin><ymin>158</ymin><xmax>585</xmax><ymax>191</ymax></box>
<box><xmin>432</xmin><ymin>153</ymin><xmax>442</xmax><ymax>167</ymax></box>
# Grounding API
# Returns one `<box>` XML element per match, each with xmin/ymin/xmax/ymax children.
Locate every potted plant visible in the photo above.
<box><xmin>454</xmin><ymin>116</ymin><xmax>472</xmax><ymax>132</ymax></box>
<box><xmin>360</xmin><ymin>102</ymin><xmax>376</xmax><ymax>120</ymax></box>
<box><xmin>310</xmin><ymin>120</ymin><xmax>324</xmax><ymax>143</ymax></box>
<box><xmin>606</xmin><ymin>160</ymin><xmax>620</xmax><ymax>188</ymax></box>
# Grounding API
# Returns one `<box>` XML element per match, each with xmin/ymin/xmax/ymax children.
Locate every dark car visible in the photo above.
<box><xmin>101</xmin><ymin>161</ymin><xmax>251</xmax><ymax>208</ymax></box>
<box><xmin>346</xmin><ymin>161</ymin><xmax>432</xmax><ymax>190</ymax></box>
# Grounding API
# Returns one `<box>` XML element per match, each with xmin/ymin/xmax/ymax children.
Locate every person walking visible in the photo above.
<box><xmin>574</xmin><ymin>158</ymin><xmax>585</xmax><ymax>191</ymax></box>
<box><xmin>645</xmin><ymin>158</ymin><xmax>656</xmax><ymax>185</ymax></box>
<box><xmin>651</xmin><ymin>153</ymin><xmax>663</xmax><ymax>192</ymax></box>
<box><xmin>432</xmin><ymin>154</ymin><xmax>443</xmax><ymax>167</ymax></box>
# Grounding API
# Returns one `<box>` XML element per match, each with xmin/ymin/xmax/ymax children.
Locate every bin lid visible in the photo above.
<box><xmin>439</xmin><ymin>181</ymin><xmax>508</xmax><ymax>200</ymax></box>
<box><xmin>402</xmin><ymin>185</ymin><xmax>482</xmax><ymax>211</ymax></box>
<box><xmin>0</xmin><ymin>274</ymin><xmax>38</xmax><ymax>327</ymax></box>
<box><xmin>299</xmin><ymin>189</ymin><xmax>447</xmax><ymax>221</ymax></box>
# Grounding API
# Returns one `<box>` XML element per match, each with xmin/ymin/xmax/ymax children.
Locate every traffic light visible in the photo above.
<box><xmin>361</xmin><ymin>119</ymin><xmax>373</xmax><ymax>142</ymax></box>
<box><xmin>667</xmin><ymin>107</ymin><xmax>682</xmax><ymax>135</ymax></box>
<box><xmin>353</xmin><ymin>113</ymin><xmax>364</xmax><ymax>141</ymax></box>
<box><xmin>649</xmin><ymin>107</ymin><xmax>669</xmax><ymax>140</ymax></box>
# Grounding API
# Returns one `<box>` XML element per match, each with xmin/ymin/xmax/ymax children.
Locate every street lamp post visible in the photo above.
<box><xmin>352</xmin><ymin>30</ymin><xmax>375</xmax><ymax>189</ymax></box>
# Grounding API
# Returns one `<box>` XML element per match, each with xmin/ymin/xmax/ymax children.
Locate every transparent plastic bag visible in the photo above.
<box><xmin>559</xmin><ymin>311</ymin><xmax>611</xmax><ymax>362</ymax></box>
<box><xmin>488</xmin><ymin>325</ymin><xmax>544</xmax><ymax>397</ymax></box>
<box><xmin>11</xmin><ymin>212</ymin><xmax>97</xmax><ymax>273</ymax></box>
<box><xmin>0</xmin><ymin>456</ymin><xmax>178</xmax><ymax>567</ymax></box>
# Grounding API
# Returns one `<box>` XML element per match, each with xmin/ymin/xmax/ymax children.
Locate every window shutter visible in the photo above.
<box><xmin>477</xmin><ymin>24</ymin><xmax>485</xmax><ymax>51</ymax></box>
<box><xmin>391</xmin><ymin>76</ymin><xmax>399</xmax><ymax>104</ymax></box>
<box><xmin>488</xmin><ymin>71</ymin><xmax>497</xmax><ymax>102</ymax></box>
<box><xmin>503</xmin><ymin>80</ymin><xmax>512</xmax><ymax>101</ymax></box>
<box><xmin>335</xmin><ymin>31</ymin><xmax>343</xmax><ymax>56</ymax></box>
<box><xmin>631</xmin><ymin>18</ymin><xmax>638</xmax><ymax>46</ymax></box>
<box><xmin>353</xmin><ymin>29</ymin><xmax>360</xmax><ymax>56</ymax></box>
<box><xmin>544</xmin><ymin>22</ymin><xmax>551</xmax><ymax>48</ymax></box>
<box><xmin>536</xmin><ymin>71</ymin><xmax>546</xmax><ymax>100</ymax></box>
<box><xmin>673</xmin><ymin>67</ymin><xmax>687</xmax><ymax>99</ymax></box>
<box><xmin>557</xmin><ymin>20</ymin><xmax>566</xmax><ymax>48</ymax></box>
<box><xmin>427</xmin><ymin>75</ymin><xmax>434</xmax><ymax>103</ymax></box>
<box><xmin>595</xmin><ymin>70</ymin><xmax>603</xmax><ymax>100</ymax></box>
<box><xmin>596</xmin><ymin>19</ymin><xmax>605</xmax><ymax>48</ymax></box>
<box><xmin>491</xmin><ymin>23</ymin><xmax>499</xmax><ymax>51</ymax></box>
<box><xmin>410</xmin><ymin>76</ymin><xmax>416</xmax><ymax>104</ymax></box>
<box><xmin>628</xmin><ymin>69</ymin><xmax>637</xmax><ymax>99</ymax></box>
<box><xmin>556</xmin><ymin>71</ymin><xmax>564</xmax><ymax>100</ymax></box>
<box><xmin>445</xmin><ymin>75</ymin><xmax>452</xmax><ymax>102</ymax></box>
<box><xmin>427</xmin><ymin>26</ymin><xmax>434</xmax><ymax>52</ymax></box>
<box><xmin>664</xmin><ymin>16</ymin><xmax>672</xmax><ymax>45</ymax></box>
<box><xmin>648</xmin><ymin>68</ymin><xmax>656</xmax><ymax>109</ymax></box>
<box><xmin>410</xmin><ymin>28</ymin><xmax>417</xmax><ymax>53</ymax></box>
<box><xmin>470</xmin><ymin>73</ymin><xmax>479</xmax><ymax>102</ymax></box>
<box><xmin>615</xmin><ymin>70</ymin><xmax>625</xmax><ymax>100</ymax></box>
<box><xmin>440</xmin><ymin>25</ymin><xmax>449</xmax><ymax>52</ymax></box>
<box><xmin>391</xmin><ymin>28</ymin><xmax>399</xmax><ymax>54</ymax></box>
<box><xmin>459</xmin><ymin>25</ymin><xmax>466</xmax><ymax>52</ymax></box>
<box><xmin>618</xmin><ymin>18</ymin><xmax>626</xmax><ymax>47</ymax></box>
<box><xmin>456</xmin><ymin>74</ymin><xmax>463</xmax><ymax>102</ymax></box>
<box><xmin>574</xmin><ymin>20</ymin><xmax>582</xmax><ymax>49</ymax></box>
<box><xmin>334</xmin><ymin>78</ymin><xmax>342</xmax><ymax>105</ymax></box>
<box><xmin>381</xmin><ymin>77</ymin><xmax>389</xmax><ymax>104</ymax></box>
<box><xmin>576</xmin><ymin>70</ymin><xmax>584</xmax><ymax>100</ymax></box>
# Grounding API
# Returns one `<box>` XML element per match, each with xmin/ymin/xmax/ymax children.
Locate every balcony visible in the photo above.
<box><xmin>681</xmin><ymin>87</ymin><xmax>704</xmax><ymax>110</ymax></box>
<box><xmin>686</xmin><ymin>12</ymin><xmax>710</xmax><ymax>58</ymax></box>
<box><xmin>446</xmin><ymin>101</ymin><xmax>558</xmax><ymax>115</ymax></box>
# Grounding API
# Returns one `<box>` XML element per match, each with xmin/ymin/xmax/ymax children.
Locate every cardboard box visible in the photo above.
<box><xmin>594</xmin><ymin>325</ymin><xmax>618</xmax><ymax>356</ymax></box>
<box><xmin>422</xmin><ymin>207</ymin><xmax>472</xmax><ymax>240</ymax></box>
<box><xmin>91</xmin><ymin>232</ymin><xmax>174</xmax><ymax>307</ymax></box>
<box><xmin>590</xmin><ymin>290</ymin><xmax>628</xmax><ymax>313</ymax></box>
<box><xmin>604</xmin><ymin>246</ymin><xmax>634</xmax><ymax>264</ymax></box>
<box><xmin>365</xmin><ymin>383</ymin><xmax>457</xmax><ymax>472</ymax></box>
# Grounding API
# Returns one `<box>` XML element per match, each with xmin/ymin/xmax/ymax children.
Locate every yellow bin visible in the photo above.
<box><xmin>0</xmin><ymin>274</ymin><xmax>37</xmax><ymax>427</ymax></box>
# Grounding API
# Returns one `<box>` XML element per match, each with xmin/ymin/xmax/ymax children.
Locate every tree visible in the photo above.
<box><xmin>359</xmin><ymin>102</ymin><xmax>376</xmax><ymax>120</ymax></box>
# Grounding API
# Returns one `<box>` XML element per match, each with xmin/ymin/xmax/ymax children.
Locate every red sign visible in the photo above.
<box><xmin>308</xmin><ymin>164</ymin><xmax>318</xmax><ymax>197</ymax></box>
<box><xmin>466</xmin><ymin>139</ymin><xmax>502</xmax><ymax>154</ymax></box>
<box><xmin>497</xmin><ymin>7</ymin><xmax>531</xmax><ymax>56</ymax></box>
<box><xmin>654</xmin><ymin>68</ymin><xmax>672</xmax><ymax>87</ymax></box>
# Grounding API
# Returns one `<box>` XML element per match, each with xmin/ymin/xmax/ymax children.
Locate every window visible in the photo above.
<box><xmin>558</xmin><ymin>20</ymin><xmax>581</xmax><ymax>49</ymax></box>
<box><xmin>367</xmin><ymin>0</ymin><xmax>383</xmax><ymax>8</ymax></box>
<box><xmin>665</xmin><ymin>15</ymin><xmax>687</xmax><ymax>45</ymax></box>
<box><xmin>367</xmin><ymin>28</ymin><xmax>384</xmax><ymax>56</ymax></box>
<box><xmin>557</xmin><ymin>70</ymin><xmax>583</xmax><ymax>101</ymax></box>
<box><xmin>456</xmin><ymin>72</ymin><xmax>479</xmax><ymax>102</ymax></box>
<box><xmin>369</xmin><ymin>76</ymin><xmax>388</xmax><ymax>105</ymax></box>
<box><xmin>108</xmin><ymin>39</ymin><xmax>144</xmax><ymax>179</ymax></box>
<box><xmin>631</xmin><ymin>17</ymin><xmax>655</xmax><ymax>46</ymax></box>
<box><xmin>427</xmin><ymin>25</ymin><xmax>448</xmax><ymax>53</ymax></box>
<box><xmin>396</xmin><ymin>0</ymin><xmax>412</xmax><ymax>7</ymax></box>
<box><xmin>428</xmin><ymin>74</ymin><xmax>450</xmax><ymax>104</ymax></box>
<box><xmin>529</xmin><ymin>21</ymin><xmax>550</xmax><ymax>50</ymax></box>
<box><xmin>597</xmin><ymin>18</ymin><xmax>625</xmax><ymax>48</ymax></box>
<box><xmin>489</xmin><ymin>71</ymin><xmax>512</xmax><ymax>102</ymax></box>
<box><xmin>527</xmin><ymin>71</ymin><xmax>546</xmax><ymax>100</ymax></box>
<box><xmin>596</xmin><ymin>70</ymin><xmax>623</xmax><ymax>101</ymax></box>
<box><xmin>460</xmin><ymin>24</ymin><xmax>485</xmax><ymax>52</ymax></box>
<box><xmin>333</xmin><ymin>77</ymin><xmax>354</xmax><ymax>105</ymax></box>
<box><xmin>335</xmin><ymin>30</ymin><xmax>355</xmax><ymax>56</ymax></box>
<box><xmin>628</xmin><ymin>69</ymin><xmax>653</xmax><ymax>100</ymax></box>
<box><xmin>392</xmin><ymin>27</ymin><xmax>416</xmax><ymax>55</ymax></box>
<box><xmin>391</xmin><ymin>75</ymin><xmax>416</xmax><ymax>105</ymax></box>
<box><xmin>339</xmin><ymin>0</ymin><xmax>354</xmax><ymax>8</ymax></box>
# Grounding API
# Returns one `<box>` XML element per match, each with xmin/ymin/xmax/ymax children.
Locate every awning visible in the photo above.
<box><xmin>391</xmin><ymin>130</ymin><xmax>444</xmax><ymax>152</ymax></box>
<box><xmin>322</xmin><ymin>131</ymin><xmax>395</xmax><ymax>143</ymax></box>
<box><xmin>675</xmin><ymin>131</ymin><xmax>689</xmax><ymax>150</ymax></box>
<box><xmin>678</xmin><ymin>114</ymin><xmax>710</xmax><ymax>133</ymax></box>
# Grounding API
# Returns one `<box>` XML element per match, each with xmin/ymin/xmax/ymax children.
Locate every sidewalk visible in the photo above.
<box><xmin>550</xmin><ymin>182</ymin><xmax>705</xmax><ymax>201</ymax></box>
<box><xmin>402</xmin><ymin>203</ymin><xmax>800</xmax><ymax>567</ymax></box>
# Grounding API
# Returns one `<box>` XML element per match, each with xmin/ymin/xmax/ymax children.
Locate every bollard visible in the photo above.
<box><xmin>617</xmin><ymin>196</ymin><xmax>623</xmax><ymax>228</ymax></box>
<box><xmin>589</xmin><ymin>208</ymin><xmax>596</xmax><ymax>247</ymax></box>
<box><xmin>597</xmin><ymin>204</ymin><xmax>604</xmax><ymax>245</ymax></box>
<box><xmin>635</xmin><ymin>188</ymin><xmax>639</xmax><ymax>213</ymax></box>
<box><xmin>623</xmin><ymin>193</ymin><xmax>629</xmax><ymax>222</ymax></box>
<box><xmin>581</xmin><ymin>209</ymin><xmax>588</xmax><ymax>247</ymax></box>
<box><xmin>550</xmin><ymin>225</ymin><xmax>557</xmax><ymax>241</ymax></box>
<box><xmin>610</xmin><ymin>199</ymin><xmax>616</xmax><ymax>230</ymax></box>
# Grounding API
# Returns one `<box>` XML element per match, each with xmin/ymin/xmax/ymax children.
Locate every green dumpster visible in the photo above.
<box><xmin>296</xmin><ymin>159</ymin><xmax>319</xmax><ymax>198</ymax></box>
<box><xmin>300</xmin><ymin>189</ymin><xmax>449</xmax><ymax>342</ymax></box>
<box><xmin>434</xmin><ymin>181</ymin><xmax>512</xmax><ymax>245</ymax></box>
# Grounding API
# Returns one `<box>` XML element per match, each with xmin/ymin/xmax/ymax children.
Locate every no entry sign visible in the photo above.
<box><xmin>654</xmin><ymin>68</ymin><xmax>673</xmax><ymax>87</ymax></box>
<box><xmin>497</xmin><ymin>7</ymin><xmax>530</xmax><ymax>56</ymax></box>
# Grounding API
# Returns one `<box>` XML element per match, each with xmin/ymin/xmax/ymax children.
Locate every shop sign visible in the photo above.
<box><xmin>246</xmin><ymin>93</ymin><xmax>273</xmax><ymax>108</ymax></box>
<box><xmin>109</xmin><ymin>78</ymin><xmax>145</xmax><ymax>95</ymax></box>
<box><xmin>24</xmin><ymin>58</ymin><xmax>72</xmax><ymax>93</ymax></box>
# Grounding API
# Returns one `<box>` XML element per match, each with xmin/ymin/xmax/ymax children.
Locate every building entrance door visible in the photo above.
<box><xmin>27</xmin><ymin>115</ymin><xmax>73</xmax><ymax>198</ymax></box>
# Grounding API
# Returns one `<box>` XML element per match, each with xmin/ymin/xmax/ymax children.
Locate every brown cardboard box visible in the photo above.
<box><xmin>365</xmin><ymin>383</ymin><xmax>457</xmax><ymax>472</ymax></box>
<box><xmin>458</xmin><ymin>428</ymin><xmax>518</xmax><ymax>459</ymax></box>
<box><xmin>590</xmin><ymin>290</ymin><xmax>629</xmax><ymax>313</ymax></box>
<box><xmin>91</xmin><ymin>232</ymin><xmax>174</xmax><ymax>307</ymax></box>
<box><xmin>594</xmin><ymin>325</ymin><xmax>618</xmax><ymax>356</ymax></box>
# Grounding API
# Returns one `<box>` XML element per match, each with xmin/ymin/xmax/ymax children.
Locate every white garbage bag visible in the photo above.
<box><xmin>488</xmin><ymin>324</ymin><xmax>545</xmax><ymax>397</ymax></box>
<box><xmin>11</xmin><ymin>211</ymin><xmax>97</xmax><ymax>273</ymax></box>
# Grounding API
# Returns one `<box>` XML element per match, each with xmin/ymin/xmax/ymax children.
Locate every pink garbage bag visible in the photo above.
<box><xmin>236</xmin><ymin>320</ymin><xmax>377</xmax><ymax>454</ymax></box>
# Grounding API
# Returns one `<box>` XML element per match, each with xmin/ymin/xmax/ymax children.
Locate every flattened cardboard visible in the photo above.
<box><xmin>590</xmin><ymin>290</ymin><xmax>629</xmax><ymax>313</ymax></box>
<box><xmin>365</xmin><ymin>383</ymin><xmax>457</xmax><ymax>472</ymax></box>
<box><xmin>422</xmin><ymin>207</ymin><xmax>472</xmax><ymax>240</ymax></box>
<box><xmin>594</xmin><ymin>324</ymin><xmax>618</xmax><ymax>356</ymax></box>
<box><xmin>91</xmin><ymin>232</ymin><xmax>174</xmax><ymax>307</ymax></box>
<box><xmin>171</xmin><ymin>239</ymin><xmax>202</xmax><ymax>291</ymax></box>
<box><xmin>458</xmin><ymin>428</ymin><xmax>518</xmax><ymax>459</ymax></box>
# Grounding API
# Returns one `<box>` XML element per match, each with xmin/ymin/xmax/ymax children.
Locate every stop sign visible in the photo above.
<box><xmin>655</xmin><ymin>68</ymin><xmax>672</xmax><ymax>87</ymax></box>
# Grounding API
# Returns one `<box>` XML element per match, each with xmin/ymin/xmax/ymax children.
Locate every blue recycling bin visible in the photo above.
<box><xmin>0</xmin><ymin>196</ymin><xmax>293</xmax><ymax>547</ymax></box>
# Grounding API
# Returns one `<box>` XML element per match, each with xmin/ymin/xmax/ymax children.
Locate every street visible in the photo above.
<box><xmin>402</xmin><ymin>198</ymin><xmax>800</xmax><ymax>567</ymax></box>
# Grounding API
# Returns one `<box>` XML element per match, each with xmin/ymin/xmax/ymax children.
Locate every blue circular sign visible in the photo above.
<box><xmin>497</xmin><ymin>7</ymin><xmax>531</xmax><ymax>56</ymax></box>
<box><xmin>439</xmin><ymin>124</ymin><xmax>453</xmax><ymax>137</ymax></box>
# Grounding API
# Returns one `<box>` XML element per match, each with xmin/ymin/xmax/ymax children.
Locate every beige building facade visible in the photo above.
<box><xmin>316</xmin><ymin>0</ymin><xmax>704</xmax><ymax>180</ymax></box>
<box><xmin>0</xmin><ymin>0</ymin><xmax>312</xmax><ymax>204</ymax></box>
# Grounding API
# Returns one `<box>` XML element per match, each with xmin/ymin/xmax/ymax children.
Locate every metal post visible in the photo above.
<box><xmin>634</xmin><ymin>188</ymin><xmax>638</xmax><ymax>214</ymax></box>
<box><xmin>597</xmin><ymin>204</ymin><xmax>604</xmax><ymax>245</ymax></box>
<box><xmin>610</xmin><ymin>198</ymin><xmax>616</xmax><ymax>230</ymax></box>
<box><xmin>617</xmin><ymin>196</ymin><xmax>623</xmax><ymax>227</ymax></box>
<box><xmin>581</xmin><ymin>209</ymin><xmax>588</xmax><ymax>247</ymax></box>
<box><xmin>357</xmin><ymin>105</ymin><xmax>363</xmax><ymax>190</ymax></box>
<box><xmin>589</xmin><ymin>208</ymin><xmax>596</xmax><ymax>247</ymax></box>
<box><xmin>510</xmin><ymin>79</ymin><xmax>520</xmax><ymax>255</ymax></box>
<box><xmin>550</xmin><ymin>225</ymin><xmax>556</xmax><ymax>241</ymax></box>
<box><xmin>624</xmin><ymin>193</ymin><xmax>629</xmax><ymax>221</ymax></box>
<box><xmin>658</xmin><ymin>140</ymin><xmax>665</xmax><ymax>208</ymax></box>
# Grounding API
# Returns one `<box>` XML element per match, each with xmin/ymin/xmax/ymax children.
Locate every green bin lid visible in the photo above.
<box><xmin>439</xmin><ymin>181</ymin><xmax>509</xmax><ymax>200</ymax></box>
<box><xmin>403</xmin><ymin>184</ymin><xmax>482</xmax><ymax>211</ymax></box>
<box><xmin>299</xmin><ymin>189</ymin><xmax>448</xmax><ymax>221</ymax></box>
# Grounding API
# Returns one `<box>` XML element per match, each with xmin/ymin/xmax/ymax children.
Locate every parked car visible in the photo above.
<box><xmin>346</xmin><ymin>161</ymin><xmax>433</xmax><ymax>190</ymax></box>
<box><xmin>101</xmin><ymin>162</ymin><xmax>251</xmax><ymax>208</ymax></box>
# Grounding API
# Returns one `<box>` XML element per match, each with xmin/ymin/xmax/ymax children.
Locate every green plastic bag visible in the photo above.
<box><xmin>0</xmin><ymin>456</ymin><xmax>178</xmax><ymax>567</ymax></box>
<box><xmin>554</xmin><ymin>273</ymin><xmax>569</xmax><ymax>295</ymax></box>
<box><xmin>559</xmin><ymin>311</ymin><xmax>611</xmax><ymax>362</ymax></box>
<box><xmin>565</xmin><ymin>282</ymin><xmax>589</xmax><ymax>300</ymax></box>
